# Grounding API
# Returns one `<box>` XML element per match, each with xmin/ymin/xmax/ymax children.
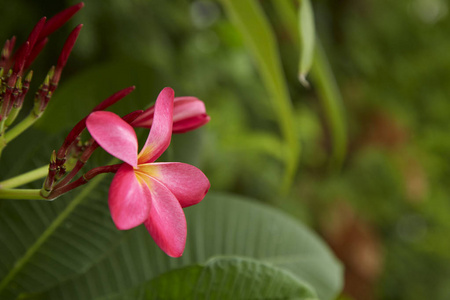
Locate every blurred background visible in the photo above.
<box><xmin>2</xmin><ymin>0</ymin><xmax>450</xmax><ymax>299</ymax></box>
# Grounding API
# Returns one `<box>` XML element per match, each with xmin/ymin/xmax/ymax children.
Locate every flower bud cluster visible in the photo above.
<box><xmin>0</xmin><ymin>3</ymin><xmax>84</xmax><ymax>153</ymax></box>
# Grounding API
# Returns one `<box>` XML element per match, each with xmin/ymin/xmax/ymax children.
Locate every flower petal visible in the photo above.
<box><xmin>131</xmin><ymin>96</ymin><xmax>205</xmax><ymax>129</ymax></box>
<box><xmin>86</xmin><ymin>111</ymin><xmax>138</xmax><ymax>167</ymax></box>
<box><xmin>138</xmin><ymin>87</ymin><xmax>174</xmax><ymax>164</ymax></box>
<box><xmin>172</xmin><ymin>97</ymin><xmax>207</xmax><ymax>123</ymax></box>
<box><xmin>139</xmin><ymin>174</ymin><xmax>187</xmax><ymax>257</ymax></box>
<box><xmin>109</xmin><ymin>164</ymin><xmax>151</xmax><ymax>230</ymax></box>
<box><xmin>137</xmin><ymin>162</ymin><xmax>210</xmax><ymax>208</ymax></box>
<box><xmin>129</xmin><ymin>106</ymin><xmax>155</xmax><ymax>128</ymax></box>
<box><xmin>172</xmin><ymin>114</ymin><xmax>210</xmax><ymax>133</ymax></box>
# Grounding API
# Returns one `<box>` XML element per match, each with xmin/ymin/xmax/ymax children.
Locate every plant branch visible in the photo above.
<box><xmin>0</xmin><ymin>165</ymin><xmax>48</xmax><ymax>189</ymax></box>
<box><xmin>0</xmin><ymin>188</ymin><xmax>46</xmax><ymax>200</ymax></box>
<box><xmin>3</xmin><ymin>111</ymin><xmax>40</xmax><ymax>144</ymax></box>
<box><xmin>46</xmin><ymin>163</ymin><xmax>121</xmax><ymax>199</ymax></box>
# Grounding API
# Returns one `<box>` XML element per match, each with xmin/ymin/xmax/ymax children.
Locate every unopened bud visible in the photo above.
<box><xmin>39</xmin><ymin>2</ymin><xmax>85</xmax><ymax>40</ymax></box>
<box><xmin>15</xmin><ymin>76</ymin><xmax>22</xmax><ymax>89</ymax></box>
<box><xmin>14</xmin><ymin>17</ymin><xmax>46</xmax><ymax>71</ymax></box>
<box><xmin>24</xmin><ymin>70</ymin><xmax>33</xmax><ymax>83</ymax></box>
<box><xmin>52</xmin><ymin>24</ymin><xmax>83</xmax><ymax>90</ymax></box>
<box><xmin>42</xmin><ymin>150</ymin><xmax>58</xmax><ymax>197</ymax></box>
<box><xmin>12</xmin><ymin>41</ymin><xmax>29</xmax><ymax>76</ymax></box>
<box><xmin>24</xmin><ymin>37</ymin><xmax>48</xmax><ymax>70</ymax></box>
<box><xmin>1</xmin><ymin>40</ymin><xmax>11</xmax><ymax>63</ymax></box>
<box><xmin>43</xmin><ymin>73</ymin><xmax>50</xmax><ymax>87</ymax></box>
<box><xmin>12</xmin><ymin>71</ymin><xmax>32</xmax><ymax>110</ymax></box>
<box><xmin>50</xmin><ymin>150</ymin><xmax>57</xmax><ymax>164</ymax></box>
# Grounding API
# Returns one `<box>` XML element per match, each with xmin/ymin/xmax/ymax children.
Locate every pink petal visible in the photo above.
<box><xmin>137</xmin><ymin>162</ymin><xmax>210</xmax><ymax>208</ymax></box>
<box><xmin>172</xmin><ymin>97</ymin><xmax>206</xmax><ymax>123</ymax></box>
<box><xmin>172</xmin><ymin>114</ymin><xmax>210</xmax><ymax>133</ymax></box>
<box><xmin>138</xmin><ymin>87</ymin><xmax>174</xmax><ymax>164</ymax></box>
<box><xmin>109</xmin><ymin>164</ymin><xmax>151</xmax><ymax>230</ymax></box>
<box><xmin>130</xmin><ymin>106</ymin><xmax>155</xmax><ymax>128</ymax></box>
<box><xmin>131</xmin><ymin>96</ymin><xmax>208</xmax><ymax>131</ymax></box>
<box><xmin>138</xmin><ymin>173</ymin><xmax>187</xmax><ymax>257</ymax></box>
<box><xmin>86</xmin><ymin>111</ymin><xmax>138</xmax><ymax>167</ymax></box>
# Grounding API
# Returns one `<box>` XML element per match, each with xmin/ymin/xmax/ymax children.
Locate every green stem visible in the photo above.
<box><xmin>311</xmin><ymin>42</ymin><xmax>347</xmax><ymax>170</ymax></box>
<box><xmin>272</xmin><ymin>0</ymin><xmax>298</xmax><ymax>37</ymax></box>
<box><xmin>0</xmin><ymin>165</ymin><xmax>49</xmax><ymax>189</ymax></box>
<box><xmin>0</xmin><ymin>188</ymin><xmax>45</xmax><ymax>200</ymax></box>
<box><xmin>5</xmin><ymin>106</ymin><xmax>21</xmax><ymax>127</ymax></box>
<box><xmin>0</xmin><ymin>135</ymin><xmax>6</xmax><ymax>159</ymax></box>
<box><xmin>4</xmin><ymin>112</ymin><xmax>40</xmax><ymax>144</ymax></box>
<box><xmin>0</xmin><ymin>120</ymin><xmax>5</xmax><ymax>136</ymax></box>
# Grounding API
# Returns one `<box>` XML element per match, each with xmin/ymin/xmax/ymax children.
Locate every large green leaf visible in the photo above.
<box><xmin>20</xmin><ymin>193</ymin><xmax>342</xmax><ymax>300</ymax></box>
<box><xmin>0</xmin><ymin>173</ymin><xmax>120</xmax><ymax>299</ymax></box>
<box><xmin>101</xmin><ymin>257</ymin><xmax>319</xmax><ymax>300</ymax></box>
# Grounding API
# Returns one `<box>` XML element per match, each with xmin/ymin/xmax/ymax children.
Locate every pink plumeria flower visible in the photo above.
<box><xmin>131</xmin><ymin>96</ymin><xmax>210</xmax><ymax>133</ymax></box>
<box><xmin>86</xmin><ymin>87</ymin><xmax>210</xmax><ymax>257</ymax></box>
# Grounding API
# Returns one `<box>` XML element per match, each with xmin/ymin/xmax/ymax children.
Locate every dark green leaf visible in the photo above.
<box><xmin>102</xmin><ymin>257</ymin><xmax>319</xmax><ymax>300</ymax></box>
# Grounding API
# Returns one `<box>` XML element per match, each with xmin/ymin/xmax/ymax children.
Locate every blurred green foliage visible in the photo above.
<box><xmin>2</xmin><ymin>0</ymin><xmax>450</xmax><ymax>299</ymax></box>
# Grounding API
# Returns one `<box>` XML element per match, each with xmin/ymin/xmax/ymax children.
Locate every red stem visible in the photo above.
<box><xmin>46</xmin><ymin>164</ymin><xmax>121</xmax><ymax>199</ymax></box>
<box><xmin>54</xmin><ymin>139</ymin><xmax>99</xmax><ymax>189</ymax></box>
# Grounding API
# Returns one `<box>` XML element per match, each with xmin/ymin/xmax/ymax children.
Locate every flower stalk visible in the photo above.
<box><xmin>0</xmin><ymin>165</ymin><xmax>49</xmax><ymax>189</ymax></box>
<box><xmin>45</xmin><ymin>164</ymin><xmax>122</xmax><ymax>200</ymax></box>
<box><xmin>0</xmin><ymin>188</ymin><xmax>45</xmax><ymax>200</ymax></box>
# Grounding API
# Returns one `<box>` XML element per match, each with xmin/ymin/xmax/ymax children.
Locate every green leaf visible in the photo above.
<box><xmin>272</xmin><ymin>0</ymin><xmax>347</xmax><ymax>171</ymax></box>
<box><xmin>310</xmin><ymin>43</ymin><xmax>347</xmax><ymax>170</ymax></box>
<box><xmin>21</xmin><ymin>193</ymin><xmax>342</xmax><ymax>300</ymax></box>
<box><xmin>227</xmin><ymin>131</ymin><xmax>287</xmax><ymax>162</ymax></box>
<box><xmin>101</xmin><ymin>257</ymin><xmax>319</xmax><ymax>300</ymax></box>
<box><xmin>298</xmin><ymin>0</ymin><xmax>316</xmax><ymax>86</ymax></box>
<box><xmin>0</xmin><ymin>173</ymin><xmax>120</xmax><ymax>300</ymax></box>
<box><xmin>219</xmin><ymin>0</ymin><xmax>300</xmax><ymax>190</ymax></box>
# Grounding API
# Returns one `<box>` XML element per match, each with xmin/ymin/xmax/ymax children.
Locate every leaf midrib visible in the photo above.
<box><xmin>0</xmin><ymin>173</ymin><xmax>107</xmax><ymax>293</ymax></box>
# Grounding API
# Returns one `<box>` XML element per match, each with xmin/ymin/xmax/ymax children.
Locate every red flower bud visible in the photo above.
<box><xmin>23</xmin><ymin>38</ymin><xmax>48</xmax><ymax>70</ymax></box>
<box><xmin>52</xmin><ymin>24</ymin><xmax>83</xmax><ymax>88</ymax></box>
<box><xmin>38</xmin><ymin>2</ymin><xmax>85</xmax><ymax>40</ymax></box>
